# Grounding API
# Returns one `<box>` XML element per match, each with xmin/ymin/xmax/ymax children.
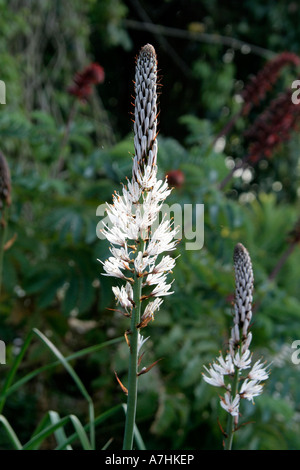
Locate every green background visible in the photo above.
<box><xmin>0</xmin><ymin>0</ymin><xmax>300</xmax><ymax>450</ymax></box>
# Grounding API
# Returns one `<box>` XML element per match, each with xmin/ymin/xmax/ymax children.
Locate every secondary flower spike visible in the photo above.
<box><xmin>203</xmin><ymin>243</ymin><xmax>269</xmax><ymax>448</ymax></box>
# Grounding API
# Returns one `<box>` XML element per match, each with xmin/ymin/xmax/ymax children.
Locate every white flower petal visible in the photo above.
<box><xmin>239</xmin><ymin>379</ymin><xmax>264</xmax><ymax>402</ymax></box>
<box><xmin>248</xmin><ymin>360</ymin><xmax>269</xmax><ymax>381</ymax></box>
<box><xmin>202</xmin><ymin>365</ymin><xmax>225</xmax><ymax>388</ymax></box>
<box><xmin>234</xmin><ymin>349</ymin><xmax>252</xmax><ymax>370</ymax></box>
<box><xmin>220</xmin><ymin>392</ymin><xmax>240</xmax><ymax>416</ymax></box>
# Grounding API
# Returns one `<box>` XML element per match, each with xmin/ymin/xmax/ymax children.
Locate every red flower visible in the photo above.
<box><xmin>241</xmin><ymin>52</ymin><xmax>300</xmax><ymax>115</ymax></box>
<box><xmin>245</xmin><ymin>89</ymin><xmax>300</xmax><ymax>163</ymax></box>
<box><xmin>68</xmin><ymin>63</ymin><xmax>105</xmax><ymax>101</ymax></box>
<box><xmin>166</xmin><ymin>169</ymin><xmax>185</xmax><ymax>188</ymax></box>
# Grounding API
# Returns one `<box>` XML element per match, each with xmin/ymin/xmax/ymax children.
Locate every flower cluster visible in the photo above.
<box><xmin>68</xmin><ymin>63</ymin><xmax>105</xmax><ymax>101</ymax></box>
<box><xmin>99</xmin><ymin>44</ymin><xmax>178</xmax><ymax>341</ymax></box>
<box><xmin>203</xmin><ymin>243</ymin><xmax>269</xmax><ymax>426</ymax></box>
<box><xmin>0</xmin><ymin>152</ymin><xmax>11</xmax><ymax>210</ymax></box>
<box><xmin>245</xmin><ymin>89</ymin><xmax>300</xmax><ymax>163</ymax></box>
<box><xmin>241</xmin><ymin>52</ymin><xmax>300</xmax><ymax>115</ymax></box>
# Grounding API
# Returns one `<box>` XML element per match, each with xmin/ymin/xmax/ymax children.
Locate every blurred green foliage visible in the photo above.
<box><xmin>0</xmin><ymin>0</ymin><xmax>300</xmax><ymax>450</ymax></box>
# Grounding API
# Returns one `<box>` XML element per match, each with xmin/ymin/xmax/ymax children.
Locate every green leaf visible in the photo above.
<box><xmin>0</xmin><ymin>415</ymin><xmax>23</xmax><ymax>450</ymax></box>
<box><xmin>1</xmin><ymin>337</ymin><xmax>122</xmax><ymax>402</ymax></box>
<box><xmin>0</xmin><ymin>330</ymin><xmax>34</xmax><ymax>414</ymax></box>
<box><xmin>23</xmin><ymin>414</ymin><xmax>92</xmax><ymax>450</ymax></box>
<box><xmin>55</xmin><ymin>405</ymin><xmax>123</xmax><ymax>450</ymax></box>
<box><xmin>48</xmin><ymin>411</ymin><xmax>73</xmax><ymax>450</ymax></box>
<box><xmin>32</xmin><ymin>328</ymin><xmax>95</xmax><ymax>449</ymax></box>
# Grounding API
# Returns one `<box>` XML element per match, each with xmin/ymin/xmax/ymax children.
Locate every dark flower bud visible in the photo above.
<box><xmin>166</xmin><ymin>169</ymin><xmax>185</xmax><ymax>188</ymax></box>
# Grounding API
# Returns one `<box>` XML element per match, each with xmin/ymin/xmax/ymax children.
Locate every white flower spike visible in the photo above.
<box><xmin>203</xmin><ymin>243</ymin><xmax>270</xmax><ymax>449</ymax></box>
<box><xmin>100</xmin><ymin>45</ymin><xmax>179</xmax><ymax>450</ymax></box>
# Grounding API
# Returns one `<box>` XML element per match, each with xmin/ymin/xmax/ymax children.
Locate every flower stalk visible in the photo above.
<box><xmin>203</xmin><ymin>243</ymin><xmax>269</xmax><ymax>450</ymax></box>
<box><xmin>224</xmin><ymin>367</ymin><xmax>239</xmax><ymax>450</ymax></box>
<box><xmin>53</xmin><ymin>62</ymin><xmax>105</xmax><ymax>177</ymax></box>
<box><xmin>122</xmin><ymin>271</ymin><xmax>143</xmax><ymax>450</ymax></box>
<box><xmin>99</xmin><ymin>44</ymin><xmax>178</xmax><ymax>450</ymax></box>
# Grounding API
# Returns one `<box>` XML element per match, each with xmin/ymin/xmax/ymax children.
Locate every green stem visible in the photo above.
<box><xmin>224</xmin><ymin>369</ymin><xmax>239</xmax><ymax>450</ymax></box>
<box><xmin>218</xmin><ymin>154</ymin><xmax>250</xmax><ymax>191</ymax></box>
<box><xmin>53</xmin><ymin>100</ymin><xmax>77</xmax><ymax>177</ymax></box>
<box><xmin>122</xmin><ymin>273</ymin><xmax>143</xmax><ymax>450</ymax></box>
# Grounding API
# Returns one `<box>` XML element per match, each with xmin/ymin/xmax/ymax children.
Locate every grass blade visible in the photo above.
<box><xmin>2</xmin><ymin>337</ymin><xmax>122</xmax><ymax>401</ymax></box>
<box><xmin>68</xmin><ymin>415</ymin><xmax>92</xmax><ymax>450</ymax></box>
<box><xmin>0</xmin><ymin>330</ymin><xmax>33</xmax><ymax>413</ymax></box>
<box><xmin>32</xmin><ymin>328</ymin><xmax>94</xmax><ymax>449</ymax></box>
<box><xmin>23</xmin><ymin>416</ymin><xmax>70</xmax><ymax>450</ymax></box>
<box><xmin>134</xmin><ymin>423</ymin><xmax>146</xmax><ymax>450</ymax></box>
<box><xmin>49</xmin><ymin>411</ymin><xmax>73</xmax><ymax>450</ymax></box>
<box><xmin>23</xmin><ymin>414</ymin><xmax>92</xmax><ymax>450</ymax></box>
<box><xmin>55</xmin><ymin>404</ymin><xmax>122</xmax><ymax>450</ymax></box>
<box><xmin>0</xmin><ymin>415</ymin><xmax>23</xmax><ymax>450</ymax></box>
<box><xmin>101</xmin><ymin>437</ymin><xmax>113</xmax><ymax>449</ymax></box>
